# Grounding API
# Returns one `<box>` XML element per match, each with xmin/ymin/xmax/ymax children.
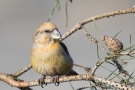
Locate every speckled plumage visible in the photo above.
<box><xmin>101</xmin><ymin>35</ymin><xmax>123</xmax><ymax>52</ymax></box>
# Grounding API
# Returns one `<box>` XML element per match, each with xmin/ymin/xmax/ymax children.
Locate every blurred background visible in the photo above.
<box><xmin>0</xmin><ymin>0</ymin><xmax>135</xmax><ymax>90</ymax></box>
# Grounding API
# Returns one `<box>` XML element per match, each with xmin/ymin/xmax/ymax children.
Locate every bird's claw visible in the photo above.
<box><xmin>53</xmin><ymin>75</ymin><xmax>60</xmax><ymax>86</ymax></box>
<box><xmin>38</xmin><ymin>75</ymin><xmax>47</xmax><ymax>88</ymax></box>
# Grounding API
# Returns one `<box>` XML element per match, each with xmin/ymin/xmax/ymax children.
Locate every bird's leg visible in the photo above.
<box><xmin>53</xmin><ymin>75</ymin><xmax>60</xmax><ymax>86</ymax></box>
<box><xmin>38</xmin><ymin>75</ymin><xmax>47</xmax><ymax>88</ymax></box>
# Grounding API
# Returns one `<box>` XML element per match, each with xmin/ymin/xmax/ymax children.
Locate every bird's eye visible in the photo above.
<box><xmin>45</xmin><ymin>30</ymin><xmax>50</xmax><ymax>33</ymax></box>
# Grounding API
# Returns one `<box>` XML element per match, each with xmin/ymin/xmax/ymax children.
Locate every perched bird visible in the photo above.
<box><xmin>30</xmin><ymin>22</ymin><xmax>77</xmax><ymax>87</ymax></box>
<box><xmin>101</xmin><ymin>35</ymin><xmax>123</xmax><ymax>52</ymax></box>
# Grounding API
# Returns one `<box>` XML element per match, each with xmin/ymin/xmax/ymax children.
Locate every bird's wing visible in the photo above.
<box><xmin>60</xmin><ymin>42</ymin><xmax>78</xmax><ymax>75</ymax></box>
<box><xmin>60</xmin><ymin>42</ymin><xmax>70</xmax><ymax>55</ymax></box>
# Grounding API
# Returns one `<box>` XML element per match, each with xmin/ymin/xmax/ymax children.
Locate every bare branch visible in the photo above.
<box><xmin>120</xmin><ymin>51</ymin><xmax>135</xmax><ymax>56</ymax></box>
<box><xmin>0</xmin><ymin>72</ymin><xmax>134</xmax><ymax>90</ymax></box>
<box><xmin>0</xmin><ymin>72</ymin><xmax>93</xmax><ymax>87</ymax></box>
<box><xmin>91</xmin><ymin>54</ymin><xmax>115</xmax><ymax>75</ymax></box>
<box><xmin>13</xmin><ymin>64</ymin><xmax>32</xmax><ymax>90</ymax></box>
<box><xmin>93</xmin><ymin>76</ymin><xmax>134</xmax><ymax>90</ymax></box>
<box><xmin>60</xmin><ymin>6</ymin><xmax>135</xmax><ymax>41</ymax></box>
<box><xmin>82</xmin><ymin>26</ymin><xmax>109</xmax><ymax>54</ymax></box>
<box><xmin>14</xmin><ymin>64</ymin><xmax>31</xmax><ymax>77</ymax></box>
<box><xmin>73</xmin><ymin>64</ymin><xmax>91</xmax><ymax>73</ymax></box>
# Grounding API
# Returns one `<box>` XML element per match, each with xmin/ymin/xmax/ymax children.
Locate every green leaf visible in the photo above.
<box><xmin>126</xmin><ymin>69</ymin><xmax>135</xmax><ymax>84</ymax></box>
<box><xmin>47</xmin><ymin>5</ymin><xmax>56</xmax><ymax>21</ymax></box>
<box><xmin>93</xmin><ymin>19</ymin><xmax>101</xmax><ymax>60</ymax></box>
<box><xmin>55</xmin><ymin>0</ymin><xmax>61</xmax><ymax>12</ymax></box>
<box><xmin>130</xmin><ymin>34</ymin><xmax>132</xmax><ymax>52</ymax></box>
<box><xmin>100</xmin><ymin>66</ymin><xmax>122</xmax><ymax>80</ymax></box>
<box><xmin>114</xmin><ymin>30</ymin><xmax>122</xmax><ymax>38</ymax></box>
<box><xmin>65</xmin><ymin>0</ymin><xmax>69</xmax><ymax>27</ymax></box>
<box><xmin>69</xmin><ymin>81</ymin><xmax>75</xmax><ymax>90</ymax></box>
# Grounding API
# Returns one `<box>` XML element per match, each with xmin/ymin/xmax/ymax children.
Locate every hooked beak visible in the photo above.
<box><xmin>51</xmin><ymin>29</ymin><xmax>62</xmax><ymax>39</ymax></box>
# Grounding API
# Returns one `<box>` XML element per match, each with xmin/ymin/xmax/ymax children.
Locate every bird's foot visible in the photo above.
<box><xmin>53</xmin><ymin>75</ymin><xmax>60</xmax><ymax>86</ymax></box>
<box><xmin>38</xmin><ymin>75</ymin><xmax>47</xmax><ymax>88</ymax></box>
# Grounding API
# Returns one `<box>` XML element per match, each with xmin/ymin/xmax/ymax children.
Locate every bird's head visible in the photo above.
<box><xmin>33</xmin><ymin>22</ymin><xmax>62</xmax><ymax>45</ymax></box>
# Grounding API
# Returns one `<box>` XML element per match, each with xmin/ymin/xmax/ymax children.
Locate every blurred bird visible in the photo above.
<box><xmin>30</xmin><ymin>22</ymin><xmax>77</xmax><ymax>87</ymax></box>
<box><xmin>101</xmin><ymin>35</ymin><xmax>123</xmax><ymax>52</ymax></box>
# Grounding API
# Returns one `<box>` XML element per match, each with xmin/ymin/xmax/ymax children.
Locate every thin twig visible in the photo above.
<box><xmin>120</xmin><ymin>51</ymin><xmax>135</xmax><ymax>55</ymax></box>
<box><xmin>82</xmin><ymin>26</ymin><xmax>109</xmax><ymax>54</ymax></box>
<box><xmin>73</xmin><ymin>64</ymin><xmax>91</xmax><ymax>73</ymax></box>
<box><xmin>13</xmin><ymin>64</ymin><xmax>32</xmax><ymax>90</ymax></box>
<box><xmin>60</xmin><ymin>6</ymin><xmax>135</xmax><ymax>41</ymax></box>
<box><xmin>14</xmin><ymin>64</ymin><xmax>31</xmax><ymax>77</ymax></box>
<box><xmin>91</xmin><ymin>51</ymin><xmax>135</xmax><ymax>75</ymax></box>
<box><xmin>91</xmin><ymin>54</ymin><xmax>115</xmax><ymax>75</ymax></box>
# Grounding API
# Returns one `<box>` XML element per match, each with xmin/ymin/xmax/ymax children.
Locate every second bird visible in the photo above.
<box><xmin>30</xmin><ymin>22</ymin><xmax>77</xmax><ymax>87</ymax></box>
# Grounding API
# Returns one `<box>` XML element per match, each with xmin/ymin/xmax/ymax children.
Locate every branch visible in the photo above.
<box><xmin>91</xmin><ymin>54</ymin><xmax>115</xmax><ymax>75</ymax></box>
<box><xmin>0</xmin><ymin>72</ymin><xmax>134</xmax><ymax>90</ymax></box>
<box><xmin>73</xmin><ymin>64</ymin><xmax>91</xmax><ymax>72</ymax></box>
<box><xmin>60</xmin><ymin>6</ymin><xmax>135</xmax><ymax>41</ymax></box>
<box><xmin>120</xmin><ymin>51</ymin><xmax>135</xmax><ymax>56</ymax></box>
<box><xmin>13</xmin><ymin>64</ymin><xmax>32</xmax><ymax>90</ymax></box>
<box><xmin>93</xmin><ymin>76</ymin><xmax>135</xmax><ymax>90</ymax></box>
<box><xmin>91</xmin><ymin>50</ymin><xmax>135</xmax><ymax>76</ymax></box>
<box><xmin>82</xmin><ymin>26</ymin><xmax>109</xmax><ymax>54</ymax></box>
<box><xmin>14</xmin><ymin>64</ymin><xmax>31</xmax><ymax>77</ymax></box>
<box><xmin>0</xmin><ymin>72</ymin><xmax>93</xmax><ymax>87</ymax></box>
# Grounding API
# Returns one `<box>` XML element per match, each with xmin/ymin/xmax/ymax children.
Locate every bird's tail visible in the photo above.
<box><xmin>67</xmin><ymin>69</ymin><xmax>78</xmax><ymax>76</ymax></box>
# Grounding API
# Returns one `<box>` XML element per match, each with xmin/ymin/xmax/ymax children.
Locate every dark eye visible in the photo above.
<box><xmin>45</xmin><ymin>30</ymin><xmax>50</xmax><ymax>33</ymax></box>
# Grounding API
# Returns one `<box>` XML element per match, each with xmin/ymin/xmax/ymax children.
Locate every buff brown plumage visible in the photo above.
<box><xmin>30</xmin><ymin>22</ymin><xmax>77</xmax><ymax>87</ymax></box>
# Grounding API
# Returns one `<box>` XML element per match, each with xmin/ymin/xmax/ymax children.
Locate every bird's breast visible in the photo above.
<box><xmin>30</xmin><ymin>42</ymin><xmax>73</xmax><ymax>76</ymax></box>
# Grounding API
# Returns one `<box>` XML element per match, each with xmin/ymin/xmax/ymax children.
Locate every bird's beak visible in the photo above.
<box><xmin>52</xmin><ymin>29</ymin><xmax>62</xmax><ymax>39</ymax></box>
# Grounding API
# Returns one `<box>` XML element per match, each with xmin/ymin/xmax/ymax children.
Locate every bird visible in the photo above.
<box><xmin>101</xmin><ymin>35</ymin><xmax>123</xmax><ymax>52</ymax></box>
<box><xmin>30</xmin><ymin>22</ymin><xmax>77</xmax><ymax>87</ymax></box>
